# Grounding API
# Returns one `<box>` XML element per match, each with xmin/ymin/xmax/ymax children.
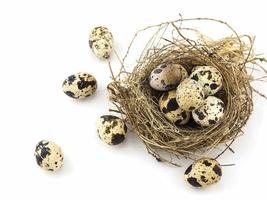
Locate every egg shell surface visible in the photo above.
<box><xmin>176</xmin><ymin>79</ymin><xmax>205</xmax><ymax>111</ymax></box>
<box><xmin>192</xmin><ymin>96</ymin><xmax>225</xmax><ymax>127</ymax></box>
<box><xmin>149</xmin><ymin>63</ymin><xmax>188</xmax><ymax>91</ymax></box>
<box><xmin>184</xmin><ymin>157</ymin><xmax>222</xmax><ymax>188</ymax></box>
<box><xmin>159</xmin><ymin>90</ymin><xmax>190</xmax><ymax>125</ymax></box>
<box><xmin>89</xmin><ymin>26</ymin><xmax>113</xmax><ymax>59</ymax></box>
<box><xmin>34</xmin><ymin>140</ymin><xmax>64</xmax><ymax>172</ymax></box>
<box><xmin>96</xmin><ymin>115</ymin><xmax>127</xmax><ymax>145</ymax></box>
<box><xmin>62</xmin><ymin>72</ymin><xmax>97</xmax><ymax>99</ymax></box>
<box><xmin>190</xmin><ymin>66</ymin><xmax>223</xmax><ymax>96</ymax></box>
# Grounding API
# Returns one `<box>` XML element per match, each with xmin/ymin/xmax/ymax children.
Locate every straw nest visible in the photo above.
<box><xmin>108</xmin><ymin>17</ymin><xmax>267</xmax><ymax>166</ymax></box>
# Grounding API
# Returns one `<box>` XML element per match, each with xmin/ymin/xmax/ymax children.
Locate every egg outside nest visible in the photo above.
<box><xmin>34</xmin><ymin>140</ymin><xmax>64</xmax><ymax>172</ymax></box>
<box><xmin>89</xmin><ymin>26</ymin><xmax>113</xmax><ymax>60</ymax></box>
<box><xmin>62</xmin><ymin>72</ymin><xmax>97</xmax><ymax>99</ymax></box>
<box><xmin>184</xmin><ymin>157</ymin><xmax>222</xmax><ymax>188</ymax></box>
<box><xmin>96</xmin><ymin>115</ymin><xmax>127</xmax><ymax>145</ymax></box>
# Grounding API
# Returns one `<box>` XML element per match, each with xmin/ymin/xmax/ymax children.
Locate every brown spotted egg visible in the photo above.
<box><xmin>62</xmin><ymin>72</ymin><xmax>97</xmax><ymax>99</ymax></box>
<box><xmin>190</xmin><ymin>66</ymin><xmax>223</xmax><ymax>96</ymax></box>
<box><xmin>176</xmin><ymin>79</ymin><xmax>205</xmax><ymax>111</ymax></box>
<box><xmin>159</xmin><ymin>90</ymin><xmax>190</xmax><ymax>125</ymax></box>
<box><xmin>89</xmin><ymin>26</ymin><xmax>113</xmax><ymax>59</ymax></box>
<box><xmin>34</xmin><ymin>140</ymin><xmax>64</xmax><ymax>172</ymax></box>
<box><xmin>192</xmin><ymin>96</ymin><xmax>225</xmax><ymax>127</ymax></box>
<box><xmin>184</xmin><ymin>157</ymin><xmax>222</xmax><ymax>187</ymax></box>
<box><xmin>96</xmin><ymin>115</ymin><xmax>127</xmax><ymax>145</ymax></box>
<box><xmin>149</xmin><ymin>63</ymin><xmax>188</xmax><ymax>91</ymax></box>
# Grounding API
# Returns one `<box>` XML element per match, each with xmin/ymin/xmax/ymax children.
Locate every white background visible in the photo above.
<box><xmin>0</xmin><ymin>0</ymin><xmax>267</xmax><ymax>199</ymax></box>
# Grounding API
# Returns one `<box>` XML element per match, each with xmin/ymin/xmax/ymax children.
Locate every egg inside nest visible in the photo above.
<box><xmin>147</xmin><ymin>63</ymin><xmax>227</xmax><ymax>129</ymax></box>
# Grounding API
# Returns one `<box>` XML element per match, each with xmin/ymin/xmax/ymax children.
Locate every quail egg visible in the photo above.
<box><xmin>176</xmin><ymin>79</ymin><xmax>205</xmax><ymax>111</ymax></box>
<box><xmin>96</xmin><ymin>115</ymin><xmax>127</xmax><ymax>145</ymax></box>
<box><xmin>89</xmin><ymin>26</ymin><xmax>113</xmax><ymax>59</ymax></box>
<box><xmin>62</xmin><ymin>72</ymin><xmax>97</xmax><ymax>99</ymax></box>
<box><xmin>184</xmin><ymin>157</ymin><xmax>222</xmax><ymax>188</ymax></box>
<box><xmin>34</xmin><ymin>140</ymin><xmax>64</xmax><ymax>172</ymax></box>
<box><xmin>149</xmin><ymin>63</ymin><xmax>188</xmax><ymax>91</ymax></box>
<box><xmin>192</xmin><ymin>96</ymin><xmax>225</xmax><ymax>127</ymax></box>
<box><xmin>190</xmin><ymin>66</ymin><xmax>223</xmax><ymax>96</ymax></box>
<box><xmin>159</xmin><ymin>90</ymin><xmax>190</xmax><ymax>125</ymax></box>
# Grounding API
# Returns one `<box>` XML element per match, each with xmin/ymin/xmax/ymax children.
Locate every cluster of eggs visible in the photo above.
<box><xmin>34</xmin><ymin>26</ymin><xmax>120</xmax><ymax>172</ymax></box>
<box><xmin>61</xmin><ymin>74</ymin><xmax>127</xmax><ymax>147</ymax></box>
<box><xmin>61</xmin><ymin>28</ymin><xmax>126</xmax><ymax>144</ymax></box>
<box><xmin>62</xmin><ymin>26</ymin><xmax>113</xmax><ymax>100</ymax></box>
<box><xmin>149</xmin><ymin>63</ymin><xmax>225</xmax><ymax>127</ymax></box>
<box><xmin>34</xmin><ymin>25</ymin><xmax>224</xmax><ymax>189</ymax></box>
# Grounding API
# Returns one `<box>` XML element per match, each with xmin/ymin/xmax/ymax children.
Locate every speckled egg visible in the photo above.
<box><xmin>190</xmin><ymin>66</ymin><xmax>223</xmax><ymax>96</ymax></box>
<box><xmin>184</xmin><ymin>157</ymin><xmax>222</xmax><ymax>188</ymax></box>
<box><xmin>34</xmin><ymin>140</ymin><xmax>64</xmax><ymax>172</ymax></box>
<box><xmin>62</xmin><ymin>72</ymin><xmax>97</xmax><ymax>99</ymax></box>
<box><xmin>159</xmin><ymin>90</ymin><xmax>190</xmax><ymax>125</ymax></box>
<box><xmin>176</xmin><ymin>79</ymin><xmax>205</xmax><ymax>111</ymax></box>
<box><xmin>89</xmin><ymin>26</ymin><xmax>113</xmax><ymax>59</ymax></box>
<box><xmin>149</xmin><ymin>63</ymin><xmax>188</xmax><ymax>91</ymax></box>
<box><xmin>96</xmin><ymin>115</ymin><xmax>127</xmax><ymax>145</ymax></box>
<box><xmin>192</xmin><ymin>96</ymin><xmax>225</xmax><ymax>127</ymax></box>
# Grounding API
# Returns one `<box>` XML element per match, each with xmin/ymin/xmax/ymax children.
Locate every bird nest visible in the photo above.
<box><xmin>108</xmin><ymin>17</ymin><xmax>267</xmax><ymax>166</ymax></box>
